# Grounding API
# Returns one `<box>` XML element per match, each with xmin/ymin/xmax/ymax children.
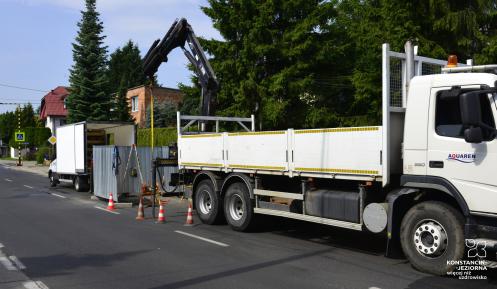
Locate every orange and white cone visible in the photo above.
<box><xmin>156</xmin><ymin>203</ymin><xmax>165</xmax><ymax>223</ymax></box>
<box><xmin>107</xmin><ymin>192</ymin><xmax>115</xmax><ymax>211</ymax></box>
<box><xmin>185</xmin><ymin>201</ymin><xmax>194</xmax><ymax>226</ymax></box>
<box><xmin>136</xmin><ymin>197</ymin><xmax>145</xmax><ymax>220</ymax></box>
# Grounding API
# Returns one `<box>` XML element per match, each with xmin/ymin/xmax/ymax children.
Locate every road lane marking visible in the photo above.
<box><xmin>9</xmin><ymin>256</ymin><xmax>26</xmax><ymax>270</ymax></box>
<box><xmin>23</xmin><ymin>281</ymin><xmax>49</xmax><ymax>289</ymax></box>
<box><xmin>5</xmin><ymin>178</ymin><xmax>12</xmax><ymax>182</ymax></box>
<box><xmin>175</xmin><ymin>230</ymin><xmax>229</xmax><ymax>247</ymax></box>
<box><xmin>24</xmin><ymin>185</ymin><xmax>34</xmax><ymax>189</ymax></box>
<box><xmin>0</xmin><ymin>256</ymin><xmax>17</xmax><ymax>270</ymax></box>
<box><xmin>49</xmin><ymin>193</ymin><xmax>66</xmax><ymax>199</ymax></box>
<box><xmin>94</xmin><ymin>206</ymin><xmax>120</xmax><ymax>215</ymax></box>
<box><xmin>0</xmin><ymin>243</ymin><xmax>4</xmax><ymax>249</ymax></box>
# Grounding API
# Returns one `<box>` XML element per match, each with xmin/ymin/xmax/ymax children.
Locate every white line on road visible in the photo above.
<box><xmin>0</xmin><ymin>243</ymin><xmax>4</xmax><ymax>249</ymax></box>
<box><xmin>5</xmin><ymin>178</ymin><xmax>12</xmax><ymax>182</ymax></box>
<box><xmin>9</xmin><ymin>256</ymin><xmax>26</xmax><ymax>270</ymax></box>
<box><xmin>94</xmin><ymin>206</ymin><xmax>120</xmax><ymax>215</ymax></box>
<box><xmin>23</xmin><ymin>185</ymin><xmax>34</xmax><ymax>189</ymax></box>
<box><xmin>49</xmin><ymin>193</ymin><xmax>66</xmax><ymax>199</ymax></box>
<box><xmin>175</xmin><ymin>230</ymin><xmax>229</xmax><ymax>247</ymax></box>
<box><xmin>0</xmin><ymin>256</ymin><xmax>17</xmax><ymax>270</ymax></box>
<box><xmin>23</xmin><ymin>281</ymin><xmax>49</xmax><ymax>289</ymax></box>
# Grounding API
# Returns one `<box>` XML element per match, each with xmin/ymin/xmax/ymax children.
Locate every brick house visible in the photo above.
<box><xmin>127</xmin><ymin>85</ymin><xmax>183</xmax><ymax>128</ymax></box>
<box><xmin>39</xmin><ymin>86</ymin><xmax>69</xmax><ymax>135</ymax></box>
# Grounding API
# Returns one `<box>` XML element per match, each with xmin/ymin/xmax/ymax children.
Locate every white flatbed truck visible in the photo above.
<box><xmin>174</xmin><ymin>42</ymin><xmax>497</xmax><ymax>275</ymax></box>
<box><xmin>48</xmin><ymin>121</ymin><xmax>136</xmax><ymax>192</ymax></box>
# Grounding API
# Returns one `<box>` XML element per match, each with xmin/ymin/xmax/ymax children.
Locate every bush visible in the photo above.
<box><xmin>137</xmin><ymin>127</ymin><xmax>177</xmax><ymax>147</ymax></box>
<box><xmin>35</xmin><ymin>147</ymin><xmax>50</xmax><ymax>164</ymax></box>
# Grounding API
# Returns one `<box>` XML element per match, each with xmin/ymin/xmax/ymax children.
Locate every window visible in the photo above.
<box><xmin>63</xmin><ymin>98</ymin><xmax>67</xmax><ymax>109</ymax></box>
<box><xmin>435</xmin><ymin>90</ymin><xmax>496</xmax><ymax>140</ymax></box>
<box><xmin>131</xmin><ymin>96</ymin><xmax>138</xmax><ymax>112</ymax></box>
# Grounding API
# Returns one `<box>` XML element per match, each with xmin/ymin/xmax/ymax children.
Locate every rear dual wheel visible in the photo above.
<box><xmin>194</xmin><ymin>180</ymin><xmax>223</xmax><ymax>224</ymax></box>
<box><xmin>224</xmin><ymin>182</ymin><xmax>254</xmax><ymax>231</ymax></box>
<box><xmin>74</xmin><ymin>176</ymin><xmax>89</xmax><ymax>192</ymax></box>
<box><xmin>194</xmin><ymin>179</ymin><xmax>255</xmax><ymax>231</ymax></box>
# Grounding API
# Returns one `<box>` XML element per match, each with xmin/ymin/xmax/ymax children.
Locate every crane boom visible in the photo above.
<box><xmin>143</xmin><ymin>18</ymin><xmax>219</xmax><ymax>116</ymax></box>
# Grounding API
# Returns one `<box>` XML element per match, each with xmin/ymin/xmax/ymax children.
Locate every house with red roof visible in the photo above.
<box><xmin>39</xmin><ymin>86</ymin><xmax>69</xmax><ymax>135</ymax></box>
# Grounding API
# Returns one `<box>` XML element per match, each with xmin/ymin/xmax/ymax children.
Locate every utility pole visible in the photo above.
<box><xmin>16</xmin><ymin>105</ymin><xmax>22</xmax><ymax>166</ymax></box>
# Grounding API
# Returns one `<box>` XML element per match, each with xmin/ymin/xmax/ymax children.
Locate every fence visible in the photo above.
<box><xmin>92</xmin><ymin>146</ymin><xmax>178</xmax><ymax>201</ymax></box>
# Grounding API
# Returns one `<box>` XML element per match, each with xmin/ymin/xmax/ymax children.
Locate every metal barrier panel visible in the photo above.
<box><xmin>93</xmin><ymin>146</ymin><xmax>178</xmax><ymax>200</ymax></box>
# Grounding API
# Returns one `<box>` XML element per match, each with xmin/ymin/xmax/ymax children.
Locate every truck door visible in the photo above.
<box><xmin>427</xmin><ymin>87</ymin><xmax>497</xmax><ymax>215</ymax></box>
<box><xmin>74</xmin><ymin>123</ymin><xmax>86</xmax><ymax>173</ymax></box>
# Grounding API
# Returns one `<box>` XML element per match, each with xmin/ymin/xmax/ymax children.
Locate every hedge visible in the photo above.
<box><xmin>8</xmin><ymin>127</ymin><xmax>52</xmax><ymax>148</ymax></box>
<box><xmin>137</xmin><ymin>127</ymin><xmax>177</xmax><ymax>147</ymax></box>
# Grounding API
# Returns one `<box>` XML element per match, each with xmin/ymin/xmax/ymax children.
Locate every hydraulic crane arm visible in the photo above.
<box><xmin>143</xmin><ymin>18</ymin><xmax>219</xmax><ymax>116</ymax></box>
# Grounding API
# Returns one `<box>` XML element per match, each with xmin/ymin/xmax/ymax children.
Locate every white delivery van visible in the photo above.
<box><xmin>48</xmin><ymin>121</ymin><xmax>135</xmax><ymax>192</ymax></box>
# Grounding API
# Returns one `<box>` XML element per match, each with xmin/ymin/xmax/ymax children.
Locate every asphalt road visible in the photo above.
<box><xmin>0</xmin><ymin>163</ymin><xmax>496</xmax><ymax>289</ymax></box>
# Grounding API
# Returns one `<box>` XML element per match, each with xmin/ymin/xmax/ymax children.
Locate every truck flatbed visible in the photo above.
<box><xmin>179</xmin><ymin>126</ymin><xmax>382</xmax><ymax>181</ymax></box>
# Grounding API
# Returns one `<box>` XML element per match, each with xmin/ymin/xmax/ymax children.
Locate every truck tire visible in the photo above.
<box><xmin>49</xmin><ymin>172</ymin><xmax>57</xmax><ymax>187</ymax></box>
<box><xmin>194</xmin><ymin>180</ymin><xmax>223</xmax><ymax>224</ymax></box>
<box><xmin>400</xmin><ymin>201</ymin><xmax>465</xmax><ymax>275</ymax></box>
<box><xmin>74</xmin><ymin>176</ymin><xmax>89</xmax><ymax>192</ymax></box>
<box><xmin>224</xmin><ymin>182</ymin><xmax>254</xmax><ymax>231</ymax></box>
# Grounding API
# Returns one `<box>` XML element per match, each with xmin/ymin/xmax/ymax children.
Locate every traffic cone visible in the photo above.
<box><xmin>136</xmin><ymin>197</ymin><xmax>145</xmax><ymax>220</ymax></box>
<box><xmin>185</xmin><ymin>201</ymin><xmax>194</xmax><ymax>226</ymax></box>
<box><xmin>107</xmin><ymin>192</ymin><xmax>115</xmax><ymax>211</ymax></box>
<box><xmin>156</xmin><ymin>203</ymin><xmax>165</xmax><ymax>223</ymax></box>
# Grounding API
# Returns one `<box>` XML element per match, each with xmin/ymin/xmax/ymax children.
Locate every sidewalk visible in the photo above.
<box><xmin>0</xmin><ymin>160</ymin><xmax>48</xmax><ymax>177</ymax></box>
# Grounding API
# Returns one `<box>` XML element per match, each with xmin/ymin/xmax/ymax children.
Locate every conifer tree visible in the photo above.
<box><xmin>67</xmin><ymin>0</ymin><xmax>109</xmax><ymax>123</ymax></box>
<box><xmin>107</xmin><ymin>40</ymin><xmax>147</xmax><ymax>121</ymax></box>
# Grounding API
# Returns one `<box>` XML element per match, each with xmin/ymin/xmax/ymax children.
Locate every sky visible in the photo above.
<box><xmin>0</xmin><ymin>0</ymin><xmax>221</xmax><ymax>113</ymax></box>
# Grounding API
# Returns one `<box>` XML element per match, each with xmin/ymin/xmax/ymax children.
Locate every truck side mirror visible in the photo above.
<box><xmin>464</xmin><ymin>127</ymin><xmax>483</xmax><ymax>143</ymax></box>
<box><xmin>459</xmin><ymin>91</ymin><xmax>482</xmax><ymax>126</ymax></box>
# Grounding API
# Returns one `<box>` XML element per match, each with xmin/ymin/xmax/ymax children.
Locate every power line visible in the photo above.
<box><xmin>0</xmin><ymin>83</ymin><xmax>49</xmax><ymax>93</ymax></box>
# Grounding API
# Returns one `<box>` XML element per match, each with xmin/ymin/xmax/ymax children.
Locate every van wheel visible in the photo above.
<box><xmin>49</xmin><ymin>172</ymin><xmax>57</xmax><ymax>187</ymax></box>
<box><xmin>224</xmin><ymin>182</ymin><xmax>254</xmax><ymax>231</ymax></box>
<box><xmin>400</xmin><ymin>201</ymin><xmax>465</xmax><ymax>275</ymax></box>
<box><xmin>74</xmin><ymin>176</ymin><xmax>89</xmax><ymax>192</ymax></box>
<box><xmin>194</xmin><ymin>180</ymin><xmax>223</xmax><ymax>224</ymax></box>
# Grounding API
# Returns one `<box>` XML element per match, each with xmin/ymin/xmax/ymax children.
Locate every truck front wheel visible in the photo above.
<box><xmin>224</xmin><ymin>182</ymin><xmax>254</xmax><ymax>231</ymax></box>
<box><xmin>400</xmin><ymin>201</ymin><xmax>465</xmax><ymax>275</ymax></box>
<box><xmin>194</xmin><ymin>180</ymin><xmax>223</xmax><ymax>224</ymax></box>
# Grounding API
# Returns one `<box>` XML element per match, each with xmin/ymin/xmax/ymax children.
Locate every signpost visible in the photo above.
<box><xmin>48</xmin><ymin>135</ymin><xmax>56</xmax><ymax>162</ymax></box>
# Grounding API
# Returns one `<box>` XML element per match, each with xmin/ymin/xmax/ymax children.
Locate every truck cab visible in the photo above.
<box><xmin>404</xmin><ymin>73</ymin><xmax>497</xmax><ymax>217</ymax></box>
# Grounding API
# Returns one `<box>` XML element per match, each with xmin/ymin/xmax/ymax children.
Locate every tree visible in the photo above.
<box><xmin>20</xmin><ymin>103</ymin><xmax>37</xmax><ymax>128</ymax></box>
<box><xmin>107</xmin><ymin>40</ymin><xmax>147</xmax><ymax>122</ymax></box>
<box><xmin>196</xmin><ymin>0</ymin><xmax>342</xmax><ymax>129</ymax></box>
<box><xmin>66</xmin><ymin>0</ymin><xmax>109</xmax><ymax>123</ymax></box>
<box><xmin>0</xmin><ymin>111</ymin><xmax>16</xmax><ymax>144</ymax></box>
<box><xmin>335</xmin><ymin>0</ymin><xmax>497</xmax><ymax>125</ymax></box>
<box><xmin>145</xmin><ymin>100</ymin><xmax>177</xmax><ymax>128</ymax></box>
<box><xmin>108</xmin><ymin>40</ymin><xmax>147</xmax><ymax>94</ymax></box>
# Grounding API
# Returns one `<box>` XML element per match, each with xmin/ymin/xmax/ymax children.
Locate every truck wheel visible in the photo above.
<box><xmin>74</xmin><ymin>176</ymin><xmax>89</xmax><ymax>192</ymax></box>
<box><xmin>49</xmin><ymin>172</ymin><xmax>57</xmax><ymax>187</ymax></box>
<box><xmin>224</xmin><ymin>182</ymin><xmax>254</xmax><ymax>231</ymax></box>
<box><xmin>194</xmin><ymin>180</ymin><xmax>222</xmax><ymax>224</ymax></box>
<box><xmin>400</xmin><ymin>201</ymin><xmax>465</xmax><ymax>275</ymax></box>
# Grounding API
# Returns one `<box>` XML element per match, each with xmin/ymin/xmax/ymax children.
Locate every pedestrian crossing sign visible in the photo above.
<box><xmin>15</xmin><ymin>131</ymin><xmax>25</xmax><ymax>142</ymax></box>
